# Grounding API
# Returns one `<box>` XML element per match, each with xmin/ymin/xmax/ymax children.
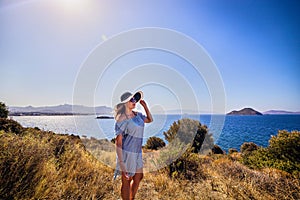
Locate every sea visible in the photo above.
<box><xmin>11</xmin><ymin>114</ymin><xmax>300</xmax><ymax>152</ymax></box>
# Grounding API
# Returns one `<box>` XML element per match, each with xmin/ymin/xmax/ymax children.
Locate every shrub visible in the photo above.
<box><xmin>242</xmin><ymin>130</ymin><xmax>300</xmax><ymax>177</ymax></box>
<box><xmin>240</xmin><ymin>142</ymin><xmax>259</xmax><ymax>155</ymax></box>
<box><xmin>228</xmin><ymin>148</ymin><xmax>238</xmax><ymax>154</ymax></box>
<box><xmin>169</xmin><ymin>151</ymin><xmax>203</xmax><ymax>180</ymax></box>
<box><xmin>157</xmin><ymin>142</ymin><xmax>206</xmax><ymax>180</ymax></box>
<box><xmin>268</xmin><ymin>130</ymin><xmax>300</xmax><ymax>163</ymax></box>
<box><xmin>163</xmin><ymin>118</ymin><xmax>213</xmax><ymax>153</ymax></box>
<box><xmin>212</xmin><ymin>144</ymin><xmax>225</xmax><ymax>154</ymax></box>
<box><xmin>0</xmin><ymin>118</ymin><xmax>23</xmax><ymax>134</ymax></box>
<box><xmin>110</xmin><ymin>137</ymin><xmax>116</xmax><ymax>144</ymax></box>
<box><xmin>145</xmin><ymin>136</ymin><xmax>166</xmax><ymax>150</ymax></box>
<box><xmin>158</xmin><ymin>118</ymin><xmax>214</xmax><ymax>180</ymax></box>
<box><xmin>0</xmin><ymin>102</ymin><xmax>9</xmax><ymax>118</ymax></box>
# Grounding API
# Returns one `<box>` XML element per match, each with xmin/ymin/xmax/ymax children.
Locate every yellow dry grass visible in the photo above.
<box><xmin>1</xmin><ymin>128</ymin><xmax>299</xmax><ymax>200</ymax></box>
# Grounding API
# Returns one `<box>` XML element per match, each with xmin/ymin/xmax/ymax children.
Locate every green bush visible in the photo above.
<box><xmin>268</xmin><ymin>130</ymin><xmax>300</xmax><ymax>163</ymax></box>
<box><xmin>242</xmin><ymin>130</ymin><xmax>300</xmax><ymax>177</ymax></box>
<box><xmin>145</xmin><ymin>136</ymin><xmax>166</xmax><ymax>150</ymax></box>
<box><xmin>0</xmin><ymin>102</ymin><xmax>9</xmax><ymax>118</ymax></box>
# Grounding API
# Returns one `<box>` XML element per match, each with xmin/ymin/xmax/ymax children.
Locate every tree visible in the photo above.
<box><xmin>0</xmin><ymin>102</ymin><xmax>9</xmax><ymax>118</ymax></box>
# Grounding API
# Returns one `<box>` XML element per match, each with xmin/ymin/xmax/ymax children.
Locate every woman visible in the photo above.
<box><xmin>114</xmin><ymin>91</ymin><xmax>153</xmax><ymax>200</ymax></box>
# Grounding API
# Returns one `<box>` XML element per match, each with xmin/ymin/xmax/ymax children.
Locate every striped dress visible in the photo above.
<box><xmin>113</xmin><ymin>112</ymin><xmax>146</xmax><ymax>179</ymax></box>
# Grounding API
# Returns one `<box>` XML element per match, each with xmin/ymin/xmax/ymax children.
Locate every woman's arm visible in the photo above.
<box><xmin>140</xmin><ymin>100</ymin><xmax>153</xmax><ymax>123</ymax></box>
<box><xmin>115</xmin><ymin>134</ymin><xmax>126</xmax><ymax>173</ymax></box>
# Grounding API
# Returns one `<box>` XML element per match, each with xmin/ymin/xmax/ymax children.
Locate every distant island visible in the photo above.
<box><xmin>227</xmin><ymin>108</ymin><xmax>263</xmax><ymax>115</ymax></box>
<box><xmin>96</xmin><ymin>116</ymin><xmax>114</xmax><ymax>119</ymax></box>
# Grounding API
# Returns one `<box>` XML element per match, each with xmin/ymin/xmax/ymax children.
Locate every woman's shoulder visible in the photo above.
<box><xmin>116</xmin><ymin>111</ymin><xmax>142</xmax><ymax>123</ymax></box>
<box><xmin>133</xmin><ymin>111</ymin><xmax>144</xmax><ymax>118</ymax></box>
<box><xmin>136</xmin><ymin>111</ymin><xmax>145</xmax><ymax>117</ymax></box>
<box><xmin>115</xmin><ymin>114</ymin><xmax>128</xmax><ymax>123</ymax></box>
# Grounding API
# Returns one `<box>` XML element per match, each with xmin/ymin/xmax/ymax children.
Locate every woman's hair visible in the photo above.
<box><xmin>114</xmin><ymin>103</ymin><xmax>126</xmax><ymax>120</ymax></box>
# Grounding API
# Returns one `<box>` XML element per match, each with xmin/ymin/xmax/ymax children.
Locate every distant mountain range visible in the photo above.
<box><xmin>9</xmin><ymin>104</ymin><xmax>113</xmax><ymax>116</ymax></box>
<box><xmin>8</xmin><ymin>104</ymin><xmax>300</xmax><ymax>116</ymax></box>
<box><xmin>263</xmin><ymin>110</ymin><xmax>300</xmax><ymax>115</ymax></box>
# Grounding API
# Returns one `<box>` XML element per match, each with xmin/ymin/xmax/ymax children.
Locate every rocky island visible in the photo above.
<box><xmin>227</xmin><ymin>108</ymin><xmax>263</xmax><ymax>115</ymax></box>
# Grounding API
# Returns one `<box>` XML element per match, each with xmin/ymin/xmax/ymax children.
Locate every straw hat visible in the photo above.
<box><xmin>120</xmin><ymin>91</ymin><xmax>143</xmax><ymax>104</ymax></box>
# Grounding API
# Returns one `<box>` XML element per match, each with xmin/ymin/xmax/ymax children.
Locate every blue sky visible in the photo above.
<box><xmin>0</xmin><ymin>0</ymin><xmax>299</xmax><ymax>113</ymax></box>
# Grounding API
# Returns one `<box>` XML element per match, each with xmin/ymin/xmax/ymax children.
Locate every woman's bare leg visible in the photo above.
<box><xmin>121</xmin><ymin>172</ymin><xmax>132</xmax><ymax>200</ymax></box>
<box><xmin>130</xmin><ymin>168</ymin><xmax>143</xmax><ymax>199</ymax></box>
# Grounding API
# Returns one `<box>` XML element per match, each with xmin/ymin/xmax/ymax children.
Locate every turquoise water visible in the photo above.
<box><xmin>12</xmin><ymin>114</ymin><xmax>300</xmax><ymax>152</ymax></box>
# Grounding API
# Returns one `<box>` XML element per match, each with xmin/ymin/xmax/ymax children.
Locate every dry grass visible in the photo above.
<box><xmin>210</xmin><ymin>157</ymin><xmax>300</xmax><ymax>199</ymax></box>
<box><xmin>1</xmin><ymin>125</ymin><xmax>299</xmax><ymax>199</ymax></box>
<box><xmin>0</xmin><ymin>129</ymin><xmax>116</xmax><ymax>199</ymax></box>
<box><xmin>81</xmin><ymin>137</ymin><xmax>116</xmax><ymax>168</ymax></box>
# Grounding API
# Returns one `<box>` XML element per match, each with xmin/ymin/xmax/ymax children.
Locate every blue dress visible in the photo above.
<box><xmin>113</xmin><ymin>112</ymin><xmax>146</xmax><ymax>179</ymax></box>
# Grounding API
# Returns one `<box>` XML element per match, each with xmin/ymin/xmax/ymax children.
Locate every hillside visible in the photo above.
<box><xmin>227</xmin><ymin>108</ymin><xmax>263</xmax><ymax>115</ymax></box>
<box><xmin>0</xmin><ymin>118</ymin><xmax>299</xmax><ymax>199</ymax></box>
<box><xmin>9</xmin><ymin>104</ymin><xmax>112</xmax><ymax>116</ymax></box>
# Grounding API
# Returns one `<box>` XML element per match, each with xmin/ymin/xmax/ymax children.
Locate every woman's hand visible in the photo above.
<box><xmin>139</xmin><ymin>100</ymin><xmax>147</xmax><ymax>108</ymax></box>
<box><xmin>120</xmin><ymin>162</ymin><xmax>130</xmax><ymax>179</ymax></box>
<box><xmin>139</xmin><ymin>100</ymin><xmax>153</xmax><ymax>123</ymax></box>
